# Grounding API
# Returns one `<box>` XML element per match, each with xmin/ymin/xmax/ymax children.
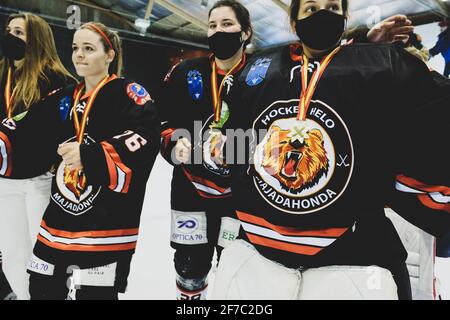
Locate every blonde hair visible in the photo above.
<box><xmin>79</xmin><ymin>22</ymin><xmax>123</xmax><ymax>77</ymax></box>
<box><xmin>405</xmin><ymin>46</ymin><xmax>430</xmax><ymax>63</ymax></box>
<box><xmin>0</xmin><ymin>13</ymin><xmax>76</xmax><ymax>113</ymax></box>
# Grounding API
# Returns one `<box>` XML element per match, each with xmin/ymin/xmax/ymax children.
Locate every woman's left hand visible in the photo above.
<box><xmin>367</xmin><ymin>15</ymin><xmax>414</xmax><ymax>44</ymax></box>
<box><xmin>57</xmin><ymin>142</ymin><xmax>83</xmax><ymax>171</ymax></box>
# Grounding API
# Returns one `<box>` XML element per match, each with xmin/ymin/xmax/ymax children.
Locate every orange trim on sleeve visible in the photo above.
<box><xmin>417</xmin><ymin>194</ymin><xmax>450</xmax><ymax>213</ymax></box>
<box><xmin>161</xmin><ymin>128</ymin><xmax>175</xmax><ymax>137</ymax></box>
<box><xmin>197</xmin><ymin>189</ymin><xmax>232</xmax><ymax>199</ymax></box>
<box><xmin>161</xmin><ymin>128</ymin><xmax>175</xmax><ymax>149</ymax></box>
<box><xmin>182</xmin><ymin>167</ymin><xmax>229</xmax><ymax>193</ymax></box>
<box><xmin>101</xmin><ymin>141</ymin><xmax>132</xmax><ymax>193</ymax></box>
<box><xmin>396</xmin><ymin>174</ymin><xmax>450</xmax><ymax>195</ymax></box>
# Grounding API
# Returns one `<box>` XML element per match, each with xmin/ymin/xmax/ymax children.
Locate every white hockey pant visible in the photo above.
<box><xmin>211</xmin><ymin>239</ymin><xmax>398</xmax><ymax>300</ymax></box>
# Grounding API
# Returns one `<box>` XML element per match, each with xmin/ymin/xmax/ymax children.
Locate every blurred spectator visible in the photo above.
<box><xmin>429</xmin><ymin>19</ymin><xmax>450</xmax><ymax>77</ymax></box>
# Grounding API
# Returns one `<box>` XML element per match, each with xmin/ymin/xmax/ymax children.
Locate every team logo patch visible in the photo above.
<box><xmin>59</xmin><ymin>96</ymin><xmax>71</xmax><ymax>121</ymax></box>
<box><xmin>126</xmin><ymin>83</ymin><xmax>151</xmax><ymax>105</ymax></box>
<box><xmin>52</xmin><ymin>135</ymin><xmax>101</xmax><ymax>216</ymax></box>
<box><xmin>246</xmin><ymin>58</ymin><xmax>272</xmax><ymax>86</ymax></box>
<box><xmin>252</xmin><ymin>99</ymin><xmax>354</xmax><ymax>214</ymax></box>
<box><xmin>187</xmin><ymin>70</ymin><xmax>203</xmax><ymax>100</ymax></box>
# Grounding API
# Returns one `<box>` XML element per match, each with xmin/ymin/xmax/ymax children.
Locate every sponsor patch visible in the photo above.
<box><xmin>27</xmin><ymin>254</ymin><xmax>55</xmax><ymax>276</ymax></box>
<box><xmin>171</xmin><ymin>210</ymin><xmax>207</xmax><ymax>245</ymax></box>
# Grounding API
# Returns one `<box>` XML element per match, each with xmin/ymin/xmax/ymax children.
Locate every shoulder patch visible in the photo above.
<box><xmin>246</xmin><ymin>58</ymin><xmax>272</xmax><ymax>86</ymax></box>
<box><xmin>187</xmin><ymin>70</ymin><xmax>203</xmax><ymax>100</ymax></box>
<box><xmin>59</xmin><ymin>96</ymin><xmax>71</xmax><ymax>121</ymax></box>
<box><xmin>126</xmin><ymin>83</ymin><xmax>152</xmax><ymax>105</ymax></box>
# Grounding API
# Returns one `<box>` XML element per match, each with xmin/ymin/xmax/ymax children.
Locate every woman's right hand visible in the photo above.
<box><xmin>174</xmin><ymin>137</ymin><xmax>191</xmax><ymax>164</ymax></box>
<box><xmin>367</xmin><ymin>15</ymin><xmax>413</xmax><ymax>44</ymax></box>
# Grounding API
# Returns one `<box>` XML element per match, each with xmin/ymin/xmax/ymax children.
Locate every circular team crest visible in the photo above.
<box><xmin>52</xmin><ymin>135</ymin><xmax>101</xmax><ymax>216</ymax></box>
<box><xmin>252</xmin><ymin>99</ymin><xmax>353</xmax><ymax>214</ymax></box>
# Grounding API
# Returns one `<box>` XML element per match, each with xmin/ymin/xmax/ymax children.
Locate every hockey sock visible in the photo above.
<box><xmin>176</xmin><ymin>273</ymin><xmax>208</xmax><ymax>300</ymax></box>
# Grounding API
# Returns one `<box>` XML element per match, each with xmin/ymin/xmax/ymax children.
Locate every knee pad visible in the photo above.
<box><xmin>174</xmin><ymin>246</ymin><xmax>214</xmax><ymax>279</ymax></box>
<box><xmin>299</xmin><ymin>265</ymin><xmax>398</xmax><ymax>300</ymax></box>
<box><xmin>211</xmin><ymin>240</ymin><xmax>302</xmax><ymax>300</ymax></box>
<box><xmin>386</xmin><ymin>208</ymin><xmax>438</xmax><ymax>299</ymax></box>
<box><xmin>211</xmin><ymin>240</ymin><xmax>398</xmax><ymax>300</ymax></box>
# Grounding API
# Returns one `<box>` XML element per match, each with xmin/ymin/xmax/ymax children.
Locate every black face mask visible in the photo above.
<box><xmin>1</xmin><ymin>33</ymin><xmax>26</xmax><ymax>60</ymax></box>
<box><xmin>208</xmin><ymin>31</ymin><xmax>243</xmax><ymax>60</ymax></box>
<box><xmin>295</xmin><ymin>10</ymin><xmax>345</xmax><ymax>51</ymax></box>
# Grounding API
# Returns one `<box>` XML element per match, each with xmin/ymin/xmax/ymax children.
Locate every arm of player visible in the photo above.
<box><xmin>0</xmin><ymin>90</ymin><xmax>63</xmax><ymax>177</ymax></box>
<box><xmin>347</xmin><ymin>15</ymin><xmax>413</xmax><ymax>44</ymax></box>
<box><xmin>79</xmin><ymin>83</ymin><xmax>161</xmax><ymax>194</ymax></box>
<box><xmin>0</xmin><ymin>121</ymin><xmax>13</xmax><ymax>177</ymax></box>
<box><xmin>386</xmin><ymin>68</ymin><xmax>450</xmax><ymax>242</ymax></box>
<box><xmin>367</xmin><ymin>14</ymin><xmax>413</xmax><ymax>43</ymax></box>
<box><xmin>156</xmin><ymin>63</ymin><xmax>192</xmax><ymax>166</ymax></box>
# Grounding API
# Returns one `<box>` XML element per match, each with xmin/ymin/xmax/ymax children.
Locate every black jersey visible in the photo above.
<box><xmin>0</xmin><ymin>69</ymin><xmax>73</xmax><ymax>179</ymax></box>
<box><xmin>0</xmin><ymin>77</ymin><xmax>160</xmax><ymax>268</ymax></box>
<box><xmin>157</xmin><ymin>55</ymin><xmax>246</xmax><ymax>206</ymax></box>
<box><xmin>225</xmin><ymin>42</ymin><xmax>450</xmax><ymax>270</ymax></box>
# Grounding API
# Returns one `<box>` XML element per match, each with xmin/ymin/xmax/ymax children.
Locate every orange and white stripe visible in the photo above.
<box><xmin>0</xmin><ymin>131</ymin><xmax>12</xmax><ymax>177</ymax></box>
<box><xmin>395</xmin><ymin>174</ymin><xmax>450</xmax><ymax>213</ymax></box>
<box><xmin>236</xmin><ymin>210</ymin><xmax>349</xmax><ymax>256</ymax></box>
<box><xmin>161</xmin><ymin>127</ymin><xmax>175</xmax><ymax>151</ymax></box>
<box><xmin>37</xmin><ymin>220</ymin><xmax>138</xmax><ymax>252</ymax></box>
<box><xmin>182</xmin><ymin>167</ymin><xmax>231</xmax><ymax>198</ymax></box>
<box><xmin>101</xmin><ymin>141</ymin><xmax>132</xmax><ymax>193</ymax></box>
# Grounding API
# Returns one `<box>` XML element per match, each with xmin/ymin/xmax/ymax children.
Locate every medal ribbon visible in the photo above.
<box><xmin>211</xmin><ymin>54</ymin><xmax>246</xmax><ymax>123</ymax></box>
<box><xmin>297</xmin><ymin>46</ymin><xmax>341</xmax><ymax>121</ymax></box>
<box><xmin>72</xmin><ymin>74</ymin><xmax>117</xmax><ymax>143</ymax></box>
